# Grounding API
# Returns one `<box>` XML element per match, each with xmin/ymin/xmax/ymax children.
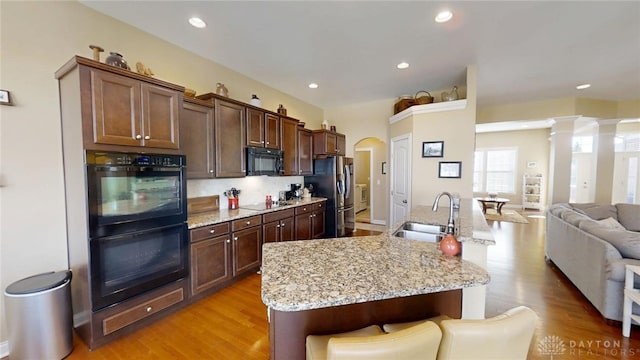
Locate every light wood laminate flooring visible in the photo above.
<box><xmin>53</xmin><ymin>211</ymin><xmax>640</xmax><ymax>359</ymax></box>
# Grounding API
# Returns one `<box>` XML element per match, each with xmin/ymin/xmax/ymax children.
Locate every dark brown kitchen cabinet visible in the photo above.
<box><xmin>313</xmin><ymin>129</ymin><xmax>346</xmax><ymax>156</ymax></box>
<box><xmin>281</xmin><ymin>117</ymin><xmax>299</xmax><ymax>175</ymax></box>
<box><xmin>189</xmin><ymin>222</ymin><xmax>231</xmax><ymax>297</ymax></box>
<box><xmin>247</xmin><ymin>110</ymin><xmax>280</xmax><ymax>149</ymax></box>
<box><xmin>190</xmin><ymin>234</ymin><xmax>232</xmax><ymax>295</ymax></box>
<box><xmin>311</xmin><ymin>202</ymin><xmax>326</xmax><ymax>239</ymax></box>
<box><xmin>298</xmin><ymin>128</ymin><xmax>314</xmax><ymax>175</ymax></box>
<box><xmin>215</xmin><ymin>99</ymin><xmax>246</xmax><ymax>178</ymax></box>
<box><xmin>56</xmin><ymin>56</ymin><xmax>184</xmax><ymax>155</ymax></box>
<box><xmin>90</xmin><ymin>68</ymin><xmax>180</xmax><ymax>149</ymax></box>
<box><xmin>294</xmin><ymin>201</ymin><xmax>326</xmax><ymax>240</ymax></box>
<box><xmin>263</xmin><ymin>208</ymin><xmax>295</xmax><ymax>243</ymax></box>
<box><xmin>231</xmin><ymin>216</ymin><xmax>263</xmax><ymax>277</ymax></box>
<box><xmin>246</xmin><ymin>108</ymin><xmax>265</xmax><ymax>147</ymax></box>
<box><xmin>180</xmin><ymin>100</ymin><xmax>215</xmax><ymax>178</ymax></box>
<box><xmin>336</xmin><ymin>133</ymin><xmax>346</xmax><ymax>155</ymax></box>
<box><xmin>265</xmin><ymin>113</ymin><xmax>281</xmax><ymax>149</ymax></box>
<box><xmin>92</xmin><ymin>279</ymin><xmax>186</xmax><ymax>348</ymax></box>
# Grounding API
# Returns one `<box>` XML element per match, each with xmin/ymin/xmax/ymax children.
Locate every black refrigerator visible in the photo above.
<box><xmin>305</xmin><ymin>156</ymin><xmax>355</xmax><ymax>237</ymax></box>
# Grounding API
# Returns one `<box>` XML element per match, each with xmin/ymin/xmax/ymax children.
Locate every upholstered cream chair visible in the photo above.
<box><xmin>306</xmin><ymin>321</ymin><xmax>442</xmax><ymax>360</ymax></box>
<box><xmin>384</xmin><ymin>306</ymin><xmax>537</xmax><ymax>360</ymax></box>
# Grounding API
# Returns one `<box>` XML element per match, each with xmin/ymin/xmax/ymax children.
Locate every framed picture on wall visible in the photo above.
<box><xmin>439</xmin><ymin>161</ymin><xmax>462</xmax><ymax>178</ymax></box>
<box><xmin>422</xmin><ymin>141</ymin><xmax>444</xmax><ymax>157</ymax></box>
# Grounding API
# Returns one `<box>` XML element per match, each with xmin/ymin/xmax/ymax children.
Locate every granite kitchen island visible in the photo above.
<box><xmin>261</xmin><ymin>199</ymin><xmax>493</xmax><ymax>359</ymax></box>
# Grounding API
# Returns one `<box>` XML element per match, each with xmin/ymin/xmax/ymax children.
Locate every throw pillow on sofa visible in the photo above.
<box><xmin>616</xmin><ymin>204</ymin><xmax>640</xmax><ymax>232</ymax></box>
<box><xmin>597</xmin><ymin>217</ymin><xmax>627</xmax><ymax>231</ymax></box>
<box><xmin>570</xmin><ymin>203</ymin><xmax>618</xmax><ymax>220</ymax></box>
<box><xmin>580</xmin><ymin>221</ymin><xmax>640</xmax><ymax>259</ymax></box>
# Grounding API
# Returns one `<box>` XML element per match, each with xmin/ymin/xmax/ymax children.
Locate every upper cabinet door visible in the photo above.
<box><xmin>215</xmin><ymin>99</ymin><xmax>246</xmax><ymax>178</ymax></box>
<box><xmin>246</xmin><ymin>108</ymin><xmax>265</xmax><ymax>147</ymax></box>
<box><xmin>91</xmin><ymin>69</ymin><xmax>142</xmax><ymax>147</ymax></box>
<box><xmin>281</xmin><ymin>117</ymin><xmax>298</xmax><ymax>175</ymax></box>
<box><xmin>336</xmin><ymin>133</ymin><xmax>346</xmax><ymax>155</ymax></box>
<box><xmin>141</xmin><ymin>83</ymin><xmax>180</xmax><ymax>149</ymax></box>
<box><xmin>264</xmin><ymin>113</ymin><xmax>281</xmax><ymax>149</ymax></box>
<box><xmin>180</xmin><ymin>102</ymin><xmax>215</xmax><ymax>179</ymax></box>
<box><xmin>298</xmin><ymin>128</ymin><xmax>313</xmax><ymax>175</ymax></box>
<box><xmin>90</xmin><ymin>68</ymin><xmax>180</xmax><ymax>149</ymax></box>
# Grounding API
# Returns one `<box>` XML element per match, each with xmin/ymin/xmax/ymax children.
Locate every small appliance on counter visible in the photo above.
<box><xmin>290</xmin><ymin>183</ymin><xmax>303</xmax><ymax>199</ymax></box>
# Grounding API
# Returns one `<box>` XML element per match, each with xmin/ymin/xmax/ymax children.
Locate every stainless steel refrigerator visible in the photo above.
<box><xmin>304</xmin><ymin>156</ymin><xmax>355</xmax><ymax>237</ymax></box>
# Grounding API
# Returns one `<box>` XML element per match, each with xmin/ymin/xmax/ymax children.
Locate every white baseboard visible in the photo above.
<box><xmin>1</xmin><ymin>340</ymin><xmax>9</xmax><ymax>358</ymax></box>
<box><xmin>371</xmin><ymin>219</ymin><xmax>386</xmax><ymax>225</ymax></box>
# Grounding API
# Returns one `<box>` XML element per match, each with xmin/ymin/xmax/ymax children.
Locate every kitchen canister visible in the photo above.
<box><xmin>250</xmin><ymin>94</ymin><xmax>262</xmax><ymax>107</ymax></box>
<box><xmin>216</xmin><ymin>83</ymin><xmax>229</xmax><ymax>97</ymax></box>
<box><xmin>105</xmin><ymin>52</ymin><xmax>130</xmax><ymax>70</ymax></box>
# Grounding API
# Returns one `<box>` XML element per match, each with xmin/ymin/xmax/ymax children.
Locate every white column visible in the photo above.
<box><xmin>548</xmin><ymin>116</ymin><xmax>579</xmax><ymax>204</ymax></box>
<box><xmin>594</xmin><ymin>119</ymin><xmax>621</xmax><ymax>204</ymax></box>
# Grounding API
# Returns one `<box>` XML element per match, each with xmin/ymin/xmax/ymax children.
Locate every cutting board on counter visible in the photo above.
<box><xmin>187</xmin><ymin>195</ymin><xmax>219</xmax><ymax>214</ymax></box>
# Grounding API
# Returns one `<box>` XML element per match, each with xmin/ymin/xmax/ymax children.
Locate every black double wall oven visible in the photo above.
<box><xmin>86</xmin><ymin>151</ymin><xmax>188</xmax><ymax>311</ymax></box>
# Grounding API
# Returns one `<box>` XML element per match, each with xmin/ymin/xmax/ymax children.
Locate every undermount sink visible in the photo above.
<box><xmin>392</xmin><ymin>222</ymin><xmax>446</xmax><ymax>243</ymax></box>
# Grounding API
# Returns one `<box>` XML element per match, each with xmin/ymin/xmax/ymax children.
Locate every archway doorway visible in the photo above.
<box><xmin>354</xmin><ymin>137</ymin><xmax>388</xmax><ymax>226</ymax></box>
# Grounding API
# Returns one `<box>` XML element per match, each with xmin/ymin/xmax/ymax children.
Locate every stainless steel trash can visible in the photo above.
<box><xmin>4</xmin><ymin>270</ymin><xmax>73</xmax><ymax>360</ymax></box>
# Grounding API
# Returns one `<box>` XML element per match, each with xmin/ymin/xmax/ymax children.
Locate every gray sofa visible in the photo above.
<box><xmin>546</xmin><ymin>202</ymin><xmax>640</xmax><ymax>321</ymax></box>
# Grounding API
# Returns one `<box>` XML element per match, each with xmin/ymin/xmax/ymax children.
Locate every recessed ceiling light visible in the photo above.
<box><xmin>435</xmin><ymin>10</ymin><xmax>453</xmax><ymax>23</ymax></box>
<box><xmin>308</xmin><ymin>83</ymin><xmax>318</xmax><ymax>89</ymax></box>
<box><xmin>188</xmin><ymin>17</ymin><xmax>207</xmax><ymax>28</ymax></box>
<box><xmin>576</xmin><ymin>83</ymin><xmax>591</xmax><ymax>90</ymax></box>
<box><xmin>397</xmin><ymin>62</ymin><xmax>409</xmax><ymax>69</ymax></box>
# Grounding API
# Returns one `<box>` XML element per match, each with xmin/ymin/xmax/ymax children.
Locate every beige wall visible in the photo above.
<box><xmin>474</xmin><ymin>128</ymin><xmax>550</xmax><ymax>207</ymax></box>
<box><xmin>0</xmin><ymin>1</ymin><xmax>322</xmax><ymax>344</ymax></box>
<box><xmin>478</xmin><ymin>97</ymin><xmax>640</xmax><ymax>124</ymax></box>
<box><xmin>325</xmin><ymin>98</ymin><xmax>391</xmax><ymax>224</ymax></box>
<box><xmin>618</xmin><ymin>100</ymin><xmax>640</xmax><ymax>119</ymax></box>
<box><xmin>390</xmin><ymin>66</ymin><xmax>477</xmax><ymax>206</ymax></box>
<box><xmin>477</xmin><ymin>97</ymin><xmax>577</xmax><ymax>124</ymax></box>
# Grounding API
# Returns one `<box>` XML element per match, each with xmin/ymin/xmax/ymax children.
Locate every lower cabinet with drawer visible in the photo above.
<box><xmin>231</xmin><ymin>215</ymin><xmax>263</xmax><ymax>277</ymax></box>
<box><xmin>90</xmin><ymin>279</ymin><xmax>187</xmax><ymax>349</ymax></box>
<box><xmin>263</xmin><ymin>208</ymin><xmax>295</xmax><ymax>243</ymax></box>
<box><xmin>295</xmin><ymin>201</ymin><xmax>326</xmax><ymax>240</ymax></box>
<box><xmin>189</xmin><ymin>216</ymin><xmax>262</xmax><ymax>299</ymax></box>
<box><xmin>190</xmin><ymin>222</ymin><xmax>232</xmax><ymax>297</ymax></box>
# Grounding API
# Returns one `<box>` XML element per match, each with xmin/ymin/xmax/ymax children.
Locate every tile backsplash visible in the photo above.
<box><xmin>187</xmin><ymin>176</ymin><xmax>305</xmax><ymax>209</ymax></box>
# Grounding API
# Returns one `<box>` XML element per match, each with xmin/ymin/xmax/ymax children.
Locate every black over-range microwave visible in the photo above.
<box><xmin>246</xmin><ymin>147</ymin><xmax>284</xmax><ymax>176</ymax></box>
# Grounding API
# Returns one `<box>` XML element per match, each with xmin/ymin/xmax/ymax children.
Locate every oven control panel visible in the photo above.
<box><xmin>86</xmin><ymin>151</ymin><xmax>184</xmax><ymax>167</ymax></box>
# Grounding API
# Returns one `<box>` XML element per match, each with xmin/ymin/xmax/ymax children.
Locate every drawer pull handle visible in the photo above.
<box><xmin>246</xmin><ymin>221</ymin><xmax>251</xmax><ymax>225</ymax></box>
<box><xmin>209</xmin><ymin>229</ymin><xmax>215</xmax><ymax>234</ymax></box>
<box><xmin>146</xmin><ymin>306</ymin><xmax>152</xmax><ymax>313</ymax></box>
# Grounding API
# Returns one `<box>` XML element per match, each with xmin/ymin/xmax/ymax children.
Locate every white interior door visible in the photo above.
<box><xmin>571</xmin><ymin>153</ymin><xmax>593</xmax><ymax>203</ymax></box>
<box><xmin>390</xmin><ymin>134</ymin><xmax>411</xmax><ymax>226</ymax></box>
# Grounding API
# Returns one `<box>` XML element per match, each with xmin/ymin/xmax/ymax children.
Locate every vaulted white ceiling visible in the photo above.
<box><xmin>81</xmin><ymin>1</ymin><xmax>640</xmax><ymax>109</ymax></box>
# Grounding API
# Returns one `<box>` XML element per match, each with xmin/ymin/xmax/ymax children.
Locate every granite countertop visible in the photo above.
<box><xmin>261</xmin><ymin>198</ymin><xmax>493</xmax><ymax>312</ymax></box>
<box><xmin>187</xmin><ymin>197</ymin><xmax>327</xmax><ymax>229</ymax></box>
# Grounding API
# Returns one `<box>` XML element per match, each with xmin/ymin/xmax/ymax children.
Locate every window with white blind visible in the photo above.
<box><xmin>474</xmin><ymin>148</ymin><xmax>518</xmax><ymax>193</ymax></box>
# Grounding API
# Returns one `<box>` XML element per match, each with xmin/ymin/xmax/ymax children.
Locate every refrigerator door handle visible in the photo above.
<box><xmin>337</xmin><ymin>180</ymin><xmax>344</xmax><ymax>195</ymax></box>
<box><xmin>344</xmin><ymin>165</ymin><xmax>351</xmax><ymax>199</ymax></box>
